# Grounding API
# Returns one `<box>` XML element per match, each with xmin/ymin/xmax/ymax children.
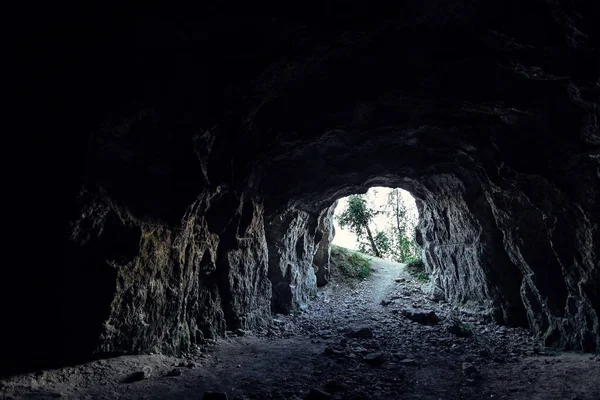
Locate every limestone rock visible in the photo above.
<box><xmin>313</xmin><ymin>202</ymin><xmax>337</xmax><ymax>287</ymax></box>
<box><xmin>265</xmin><ymin>209</ymin><xmax>318</xmax><ymax>314</ymax></box>
<box><xmin>420</xmin><ymin>281</ymin><xmax>445</xmax><ymax>302</ymax></box>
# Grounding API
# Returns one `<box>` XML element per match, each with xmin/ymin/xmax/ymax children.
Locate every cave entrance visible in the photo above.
<box><xmin>332</xmin><ymin>187</ymin><xmax>419</xmax><ymax>264</ymax></box>
<box><xmin>312</xmin><ymin>186</ymin><xmax>428</xmax><ymax>304</ymax></box>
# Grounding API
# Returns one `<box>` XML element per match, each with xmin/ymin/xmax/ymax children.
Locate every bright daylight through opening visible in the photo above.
<box><xmin>332</xmin><ymin>187</ymin><xmax>419</xmax><ymax>262</ymax></box>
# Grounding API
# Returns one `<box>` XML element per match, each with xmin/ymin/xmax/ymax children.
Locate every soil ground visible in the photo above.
<box><xmin>1</xmin><ymin>250</ymin><xmax>598</xmax><ymax>399</ymax></box>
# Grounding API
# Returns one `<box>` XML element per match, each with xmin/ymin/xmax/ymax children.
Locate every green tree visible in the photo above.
<box><xmin>337</xmin><ymin>195</ymin><xmax>381</xmax><ymax>257</ymax></box>
<box><xmin>385</xmin><ymin>188</ymin><xmax>418</xmax><ymax>262</ymax></box>
<box><xmin>374</xmin><ymin>230</ymin><xmax>393</xmax><ymax>258</ymax></box>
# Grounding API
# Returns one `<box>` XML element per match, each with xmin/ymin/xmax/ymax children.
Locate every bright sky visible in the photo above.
<box><xmin>332</xmin><ymin>187</ymin><xmax>418</xmax><ymax>251</ymax></box>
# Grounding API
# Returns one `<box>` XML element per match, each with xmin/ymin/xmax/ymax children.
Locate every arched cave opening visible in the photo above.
<box><xmin>3</xmin><ymin>5</ymin><xmax>599</xmax><ymax>399</ymax></box>
<box><xmin>331</xmin><ymin>187</ymin><xmax>419</xmax><ymax>259</ymax></box>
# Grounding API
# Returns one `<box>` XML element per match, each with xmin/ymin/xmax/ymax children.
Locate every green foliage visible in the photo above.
<box><xmin>337</xmin><ymin>195</ymin><xmax>373</xmax><ymax>237</ymax></box>
<box><xmin>405</xmin><ymin>257</ymin><xmax>429</xmax><ymax>282</ymax></box>
<box><xmin>349</xmin><ymin>252</ymin><xmax>372</xmax><ymax>278</ymax></box>
<box><xmin>447</xmin><ymin>320</ymin><xmax>475</xmax><ymax>337</ymax></box>
<box><xmin>358</xmin><ymin>265</ymin><xmax>371</xmax><ymax>279</ymax></box>
<box><xmin>393</xmin><ymin>234</ymin><xmax>415</xmax><ymax>263</ymax></box>
<box><xmin>415</xmin><ymin>271</ymin><xmax>430</xmax><ymax>283</ymax></box>
<box><xmin>374</xmin><ymin>230</ymin><xmax>392</xmax><ymax>256</ymax></box>
<box><xmin>405</xmin><ymin>257</ymin><xmax>425</xmax><ymax>275</ymax></box>
<box><xmin>337</xmin><ymin>195</ymin><xmax>382</xmax><ymax>257</ymax></box>
<box><xmin>331</xmin><ymin>245</ymin><xmax>372</xmax><ymax>279</ymax></box>
<box><xmin>385</xmin><ymin>188</ymin><xmax>419</xmax><ymax>263</ymax></box>
<box><xmin>336</xmin><ymin>188</ymin><xmax>420</xmax><ymax>261</ymax></box>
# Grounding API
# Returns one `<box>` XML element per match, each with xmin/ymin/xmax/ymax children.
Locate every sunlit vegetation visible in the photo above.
<box><xmin>335</xmin><ymin>188</ymin><xmax>419</xmax><ymax>263</ymax></box>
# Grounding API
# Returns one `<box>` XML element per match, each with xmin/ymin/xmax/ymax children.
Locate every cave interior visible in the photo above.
<box><xmin>4</xmin><ymin>3</ymin><xmax>600</xmax><ymax>396</ymax></box>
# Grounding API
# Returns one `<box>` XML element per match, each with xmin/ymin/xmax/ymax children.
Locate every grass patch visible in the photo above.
<box><xmin>405</xmin><ymin>257</ymin><xmax>430</xmax><ymax>282</ymax></box>
<box><xmin>415</xmin><ymin>271</ymin><xmax>430</xmax><ymax>283</ymax></box>
<box><xmin>331</xmin><ymin>245</ymin><xmax>372</xmax><ymax>279</ymax></box>
<box><xmin>463</xmin><ymin>322</ymin><xmax>475</xmax><ymax>331</ymax></box>
<box><xmin>447</xmin><ymin>320</ymin><xmax>475</xmax><ymax>337</ymax></box>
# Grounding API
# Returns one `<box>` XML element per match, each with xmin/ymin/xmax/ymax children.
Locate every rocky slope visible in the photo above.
<box><xmin>5</xmin><ymin>0</ymin><xmax>599</xmax><ymax>376</ymax></box>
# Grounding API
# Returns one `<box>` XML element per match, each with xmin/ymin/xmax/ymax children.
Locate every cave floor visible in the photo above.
<box><xmin>1</xmin><ymin>255</ymin><xmax>598</xmax><ymax>399</ymax></box>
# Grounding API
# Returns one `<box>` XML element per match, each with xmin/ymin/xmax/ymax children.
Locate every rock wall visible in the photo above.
<box><xmin>265</xmin><ymin>209</ymin><xmax>319</xmax><ymax>314</ymax></box>
<box><xmin>414</xmin><ymin>164</ymin><xmax>599</xmax><ymax>351</ymax></box>
<box><xmin>313</xmin><ymin>201</ymin><xmax>338</xmax><ymax>287</ymax></box>
<box><xmin>65</xmin><ymin>187</ymin><xmax>272</xmax><ymax>358</ymax></box>
<box><xmin>485</xmin><ymin>175</ymin><xmax>599</xmax><ymax>351</ymax></box>
<box><xmin>414</xmin><ymin>174</ymin><xmax>498</xmax><ymax>315</ymax></box>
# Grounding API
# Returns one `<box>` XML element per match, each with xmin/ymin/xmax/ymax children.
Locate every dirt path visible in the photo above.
<box><xmin>1</xmin><ymin>251</ymin><xmax>598</xmax><ymax>399</ymax></box>
<box><xmin>358</xmin><ymin>254</ymin><xmax>410</xmax><ymax>305</ymax></box>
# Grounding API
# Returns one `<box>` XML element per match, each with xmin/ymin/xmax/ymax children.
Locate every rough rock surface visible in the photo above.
<box><xmin>313</xmin><ymin>201</ymin><xmax>338</xmax><ymax>287</ymax></box>
<box><xmin>67</xmin><ymin>189</ymin><xmax>272</xmax><ymax>358</ymax></box>
<box><xmin>265</xmin><ymin>208</ymin><xmax>318</xmax><ymax>314</ymax></box>
<box><xmin>1</xmin><ymin>257</ymin><xmax>597</xmax><ymax>399</ymax></box>
<box><xmin>7</xmin><ymin>1</ymin><xmax>600</xmax><ymax>375</ymax></box>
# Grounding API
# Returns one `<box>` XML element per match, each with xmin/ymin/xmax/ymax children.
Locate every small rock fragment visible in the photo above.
<box><xmin>420</xmin><ymin>282</ymin><xmax>445</xmax><ymax>302</ymax></box>
<box><xmin>401</xmin><ymin>308</ymin><xmax>439</xmax><ymax>325</ymax></box>
<box><xmin>121</xmin><ymin>366</ymin><xmax>152</xmax><ymax>383</ymax></box>
<box><xmin>306</xmin><ymin>388</ymin><xmax>332</xmax><ymax>399</ymax></box>
<box><xmin>142</xmin><ymin>365</ymin><xmax>152</xmax><ymax>378</ymax></box>
<box><xmin>364</xmin><ymin>352</ymin><xmax>386</xmax><ymax>366</ymax></box>
<box><xmin>324</xmin><ymin>380</ymin><xmax>348</xmax><ymax>393</ymax></box>
<box><xmin>347</xmin><ymin>327</ymin><xmax>374</xmax><ymax>339</ymax></box>
<box><xmin>462</xmin><ymin>362</ymin><xmax>482</xmax><ymax>380</ymax></box>
<box><xmin>318</xmin><ymin>330</ymin><xmax>333</xmax><ymax>339</ymax></box>
<box><xmin>447</xmin><ymin>321</ymin><xmax>474</xmax><ymax>337</ymax></box>
<box><xmin>399</xmin><ymin>358</ymin><xmax>418</xmax><ymax>366</ymax></box>
<box><xmin>202</xmin><ymin>392</ymin><xmax>228</xmax><ymax>400</ymax></box>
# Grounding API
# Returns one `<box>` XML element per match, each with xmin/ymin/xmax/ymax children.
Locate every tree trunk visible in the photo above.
<box><xmin>395</xmin><ymin>189</ymin><xmax>402</xmax><ymax>235</ymax></box>
<box><xmin>364</xmin><ymin>224</ymin><xmax>381</xmax><ymax>258</ymax></box>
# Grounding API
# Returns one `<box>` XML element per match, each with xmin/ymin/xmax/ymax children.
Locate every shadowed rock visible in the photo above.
<box><xmin>402</xmin><ymin>308</ymin><xmax>440</xmax><ymax>325</ymax></box>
